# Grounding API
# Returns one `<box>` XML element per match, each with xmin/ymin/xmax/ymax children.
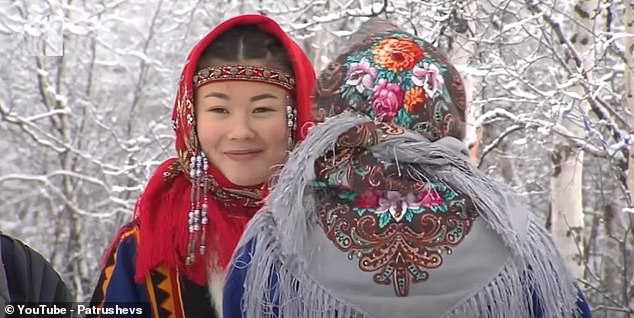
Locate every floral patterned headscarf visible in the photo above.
<box><xmin>306</xmin><ymin>30</ymin><xmax>482</xmax><ymax>299</ymax></box>
<box><xmin>313</xmin><ymin>29</ymin><xmax>467</xmax><ymax>141</ymax></box>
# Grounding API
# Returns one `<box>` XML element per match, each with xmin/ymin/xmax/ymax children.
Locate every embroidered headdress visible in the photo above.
<box><xmin>234</xmin><ymin>20</ymin><xmax>581</xmax><ymax>317</ymax></box>
<box><xmin>193</xmin><ymin>65</ymin><xmax>295</xmax><ymax>91</ymax></box>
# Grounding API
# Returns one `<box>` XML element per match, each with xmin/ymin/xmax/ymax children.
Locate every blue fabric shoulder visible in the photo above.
<box><xmin>102</xmin><ymin>234</ymin><xmax>149</xmax><ymax>304</ymax></box>
<box><xmin>90</xmin><ymin>230</ymin><xmax>151</xmax><ymax>318</ymax></box>
<box><xmin>531</xmin><ymin>284</ymin><xmax>592</xmax><ymax>318</ymax></box>
<box><xmin>223</xmin><ymin>239</ymin><xmax>254</xmax><ymax>318</ymax></box>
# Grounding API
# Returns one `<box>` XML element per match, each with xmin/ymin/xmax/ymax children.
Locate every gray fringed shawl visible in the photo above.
<box><xmin>235</xmin><ymin>112</ymin><xmax>580</xmax><ymax>318</ymax></box>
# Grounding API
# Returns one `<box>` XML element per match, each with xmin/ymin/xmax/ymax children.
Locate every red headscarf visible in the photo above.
<box><xmin>130</xmin><ymin>15</ymin><xmax>315</xmax><ymax>285</ymax></box>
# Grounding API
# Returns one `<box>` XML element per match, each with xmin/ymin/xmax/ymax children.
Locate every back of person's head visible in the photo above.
<box><xmin>313</xmin><ymin>18</ymin><xmax>466</xmax><ymax>142</ymax></box>
<box><xmin>236</xmin><ymin>18</ymin><xmax>581</xmax><ymax>318</ymax></box>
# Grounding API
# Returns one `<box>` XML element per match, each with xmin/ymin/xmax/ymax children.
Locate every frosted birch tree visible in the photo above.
<box><xmin>548</xmin><ymin>0</ymin><xmax>598</xmax><ymax>279</ymax></box>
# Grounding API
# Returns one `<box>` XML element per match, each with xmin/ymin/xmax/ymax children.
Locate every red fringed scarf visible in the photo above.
<box><xmin>134</xmin><ymin>159</ymin><xmax>266</xmax><ymax>284</ymax></box>
<box><xmin>111</xmin><ymin>14</ymin><xmax>316</xmax><ymax>286</ymax></box>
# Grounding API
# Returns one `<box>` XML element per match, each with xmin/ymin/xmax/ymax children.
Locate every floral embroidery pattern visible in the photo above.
<box><xmin>349</xmin><ymin>185</ymin><xmax>456</xmax><ymax>228</ymax></box>
<box><xmin>313</xmin><ymin>31</ymin><xmax>466</xmax><ymax>142</ymax></box>
<box><xmin>314</xmin><ymin>122</ymin><xmax>478</xmax><ymax>297</ymax></box>
<box><xmin>372</xmin><ymin>38</ymin><xmax>423</xmax><ymax>72</ymax></box>
<box><xmin>371</xmin><ymin>79</ymin><xmax>403</xmax><ymax>121</ymax></box>
<box><xmin>346</xmin><ymin>58</ymin><xmax>377</xmax><ymax>94</ymax></box>
<box><xmin>403</xmin><ymin>87</ymin><xmax>424</xmax><ymax>113</ymax></box>
<box><xmin>411</xmin><ymin>62</ymin><xmax>444</xmax><ymax>96</ymax></box>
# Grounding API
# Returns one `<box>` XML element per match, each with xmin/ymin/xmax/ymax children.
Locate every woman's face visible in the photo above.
<box><xmin>195</xmin><ymin>79</ymin><xmax>290</xmax><ymax>186</ymax></box>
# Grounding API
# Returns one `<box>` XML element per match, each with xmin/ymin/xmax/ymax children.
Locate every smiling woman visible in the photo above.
<box><xmin>195</xmin><ymin>79</ymin><xmax>290</xmax><ymax>186</ymax></box>
<box><xmin>89</xmin><ymin>15</ymin><xmax>315</xmax><ymax>318</ymax></box>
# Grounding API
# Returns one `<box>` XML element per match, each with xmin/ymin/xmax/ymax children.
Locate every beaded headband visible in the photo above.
<box><xmin>193</xmin><ymin>65</ymin><xmax>295</xmax><ymax>91</ymax></box>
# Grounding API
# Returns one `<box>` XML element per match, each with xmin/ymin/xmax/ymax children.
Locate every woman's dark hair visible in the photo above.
<box><xmin>197</xmin><ymin>25</ymin><xmax>293</xmax><ymax>75</ymax></box>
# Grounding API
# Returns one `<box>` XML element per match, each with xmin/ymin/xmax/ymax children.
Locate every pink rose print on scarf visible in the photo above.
<box><xmin>411</xmin><ymin>62</ymin><xmax>444</xmax><ymax>97</ymax></box>
<box><xmin>372</xmin><ymin>191</ymin><xmax>427</xmax><ymax>223</ymax></box>
<box><xmin>376</xmin><ymin>191</ymin><xmax>408</xmax><ymax>222</ymax></box>
<box><xmin>345</xmin><ymin>58</ymin><xmax>378</xmax><ymax>94</ymax></box>
<box><xmin>371</xmin><ymin>79</ymin><xmax>403</xmax><ymax>122</ymax></box>
<box><xmin>354</xmin><ymin>189</ymin><xmax>381</xmax><ymax>208</ymax></box>
<box><xmin>417</xmin><ymin>188</ymin><xmax>444</xmax><ymax>208</ymax></box>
